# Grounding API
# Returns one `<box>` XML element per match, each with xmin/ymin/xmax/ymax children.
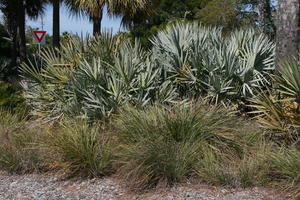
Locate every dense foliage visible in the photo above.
<box><xmin>152</xmin><ymin>22</ymin><xmax>274</xmax><ymax>101</ymax></box>
<box><xmin>129</xmin><ymin>0</ymin><xmax>264</xmax><ymax>48</ymax></box>
<box><xmin>0</xmin><ymin>81</ymin><xmax>27</xmax><ymax>112</ymax></box>
<box><xmin>0</xmin><ymin>22</ymin><xmax>300</xmax><ymax>197</ymax></box>
<box><xmin>250</xmin><ymin>57</ymin><xmax>300</xmax><ymax>141</ymax></box>
<box><xmin>20</xmin><ymin>22</ymin><xmax>275</xmax><ymax>121</ymax></box>
<box><xmin>1</xmin><ymin>101</ymin><xmax>299</xmax><ymax>197</ymax></box>
<box><xmin>114</xmin><ymin>102</ymin><xmax>246</xmax><ymax>187</ymax></box>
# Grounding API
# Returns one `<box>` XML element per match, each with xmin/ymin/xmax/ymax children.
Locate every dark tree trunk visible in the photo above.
<box><xmin>92</xmin><ymin>9</ymin><xmax>103</xmax><ymax>36</ymax></box>
<box><xmin>258</xmin><ymin>0</ymin><xmax>267</xmax><ymax>33</ymax></box>
<box><xmin>276</xmin><ymin>0</ymin><xmax>300</xmax><ymax>64</ymax></box>
<box><xmin>6</xmin><ymin>2</ymin><xmax>18</xmax><ymax>68</ymax></box>
<box><xmin>11</xmin><ymin>23</ymin><xmax>18</xmax><ymax>68</ymax></box>
<box><xmin>266</xmin><ymin>0</ymin><xmax>276</xmax><ymax>39</ymax></box>
<box><xmin>258</xmin><ymin>0</ymin><xmax>275</xmax><ymax>38</ymax></box>
<box><xmin>52</xmin><ymin>0</ymin><xmax>60</xmax><ymax>48</ymax></box>
<box><xmin>18</xmin><ymin>0</ymin><xmax>27</xmax><ymax>61</ymax></box>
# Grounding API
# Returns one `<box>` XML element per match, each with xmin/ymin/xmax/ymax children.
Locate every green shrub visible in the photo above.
<box><xmin>152</xmin><ymin>22</ymin><xmax>275</xmax><ymax>102</ymax></box>
<box><xmin>276</xmin><ymin>58</ymin><xmax>300</xmax><ymax>105</ymax></box>
<box><xmin>21</xmin><ymin>33</ymin><xmax>176</xmax><ymax>121</ymax></box>
<box><xmin>249</xmin><ymin>56</ymin><xmax>300</xmax><ymax>142</ymax></box>
<box><xmin>113</xmin><ymin>101</ymin><xmax>255</xmax><ymax>188</ymax></box>
<box><xmin>41</xmin><ymin>119</ymin><xmax>112</xmax><ymax>177</ymax></box>
<box><xmin>234</xmin><ymin>143</ymin><xmax>272</xmax><ymax>187</ymax></box>
<box><xmin>20</xmin><ymin>22</ymin><xmax>275</xmax><ymax>122</ymax></box>
<box><xmin>0</xmin><ymin>110</ymin><xmax>112</xmax><ymax>176</ymax></box>
<box><xmin>0</xmin><ymin>108</ymin><xmax>26</xmax><ymax>132</ymax></box>
<box><xmin>0</xmin><ymin>81</ymin><xmax>28</xmax><ymax>113</ymax></box>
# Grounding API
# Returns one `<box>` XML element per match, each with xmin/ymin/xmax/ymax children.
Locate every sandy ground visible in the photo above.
<box><xmin>0</xmin><ymin>172</ymin><xmax>292</xmax><ymax>200</ymax></box>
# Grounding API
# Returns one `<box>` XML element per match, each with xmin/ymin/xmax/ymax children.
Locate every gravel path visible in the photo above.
<box><xmin>0</xmin><ymin>172</ymin><xmax>291</xmax><ymax>200</ymax></box>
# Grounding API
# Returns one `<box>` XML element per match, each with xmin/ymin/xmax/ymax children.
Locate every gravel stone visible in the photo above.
<box><xmin>0</xmin><ymin>172</ymin><xmax>291</xmax><ymax>200</ymax></box>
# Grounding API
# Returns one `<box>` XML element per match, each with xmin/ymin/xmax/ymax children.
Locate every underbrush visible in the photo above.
<box><xmin>0</xmin><ymin>110</ymin><xmax>43</xmax><ymax>173</ymax></box>
<box><xmin>113</xmin><ymin>102</ymin><xmax>267</xmax><ymax>188</ymax></box>
<box><xmin>0</xmin><ymin>103</ymin><xmax>300</xmax><ymax>198</ymax></box>
<box><xmin>40</xmin><ymin>119</ymin><xmax>113</xmax><ymax>177</ymax></box>
<box><xmin>270</xmin><ymin>147</ymin><xmax>300</xmax><ymax>198</ymax></box>
<box><xmin>0</xmin><ymin>110</ymin><xmax>112</xmax><ymax>176</ymax></box>
<box><xmin>0</xmin><ymin>81</ymin><xmax>28</xmax><ymax>113</ymax></box>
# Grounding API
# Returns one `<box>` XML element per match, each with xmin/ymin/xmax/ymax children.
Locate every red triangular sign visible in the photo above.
<box><xmin>33</xmin><ymin>31</ymin><xmax>47</xmax><ymax>43</ymax></box>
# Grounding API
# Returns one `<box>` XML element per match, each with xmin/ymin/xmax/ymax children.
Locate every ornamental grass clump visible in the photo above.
<box><xmin>40</xmin><ymin>119</ymin><xmax>112</xmax><ymax>177</ymax></box>
<box><xmin>269</xmin><ymin>147</ymin><xmax>300</xmax><ymax>198</ymax></box>
<box><xmin>113</xmin><ymin>101</ymin><xmax>252</xmax><ymax>188</ymax></box>
<box><xmin>0</xmin><ymin>110</ymin><xmax>43</xmax><ymax>174</ymax></box>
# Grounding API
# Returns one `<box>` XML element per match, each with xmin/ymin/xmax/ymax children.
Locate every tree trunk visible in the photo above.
<box><xmin>18</xmin><ymin>0</ymin><xmax>27</xmax><ymax>61</ymax></box>
<box><xmin>92</xmin><ymin>9</ymin><xmax>103</xmax><ymax>36</ymax></box>
<box><xmin>6</xmin><ymin>2</ymin><xmax>18</xmax><ymax>69</ymax></box>
<box><xmin>258</xmin><ymin>0</ymin><xmax>275</xmax><ymax>38</ymax></box>
<box><xmin>52</xmin><ymin>0</ymin><xmax>60</xmax><ymax>48</ymax></box>
<box><xmin>266</xmin><ymin>0</ymin><xmax>276</xmax><ymax>39</ymax></box>
<box><xmin>276</xmin><ymin>0</ymin><xmax>300</xmax><ymax>64</ymax></box>
<box><xmin>11</xmin><ymin>23</ymin><xmax>18</xmax><ymax>69</ymax></box>
<box><xmin>258</xmin><ymin>0</ymin><xmax>267</xmax><ymax>33</ymax></box>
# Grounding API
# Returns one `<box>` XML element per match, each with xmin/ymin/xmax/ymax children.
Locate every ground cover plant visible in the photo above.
<box><xmin>0</xmin><ymin>99</ymin><xmax>299</xmax><ymax>198</ymax></box>
<box><xmin>0</xmin><ymin>111</ymin><xmax>113</xmax><ymax>177</ymax></box>
<box><xmin>113</xmin><ymin>101</ymin><xmax>256</xmax><ymax>188</ymax></box>
<box><xmin>40</xmin><ymin>119</ymin><xmax>113</xmax><ymax>177</ymax></box>
<box><xmin>0</xmin><ymin>110</ymin><xmax>43</xmax><ymax>174</ymax></box>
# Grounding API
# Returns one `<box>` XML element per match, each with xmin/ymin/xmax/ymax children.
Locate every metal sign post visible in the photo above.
<box><xmin>38</xmin><ymin>43</ymin><xmax>41</xmax><ymax>66</ymax></box>
<box><xmin>32</xmin><ymin>30</ymin><xmax>47</xmax><ymax>67</ymax></box>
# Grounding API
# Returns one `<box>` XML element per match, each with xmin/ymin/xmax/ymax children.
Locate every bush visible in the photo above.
<box><xmin>249</xmin><ymin>56</ymin><xmax>300</xmax><ymax>142</ymax></box>
<box><xmin>40</xmin><ymin>119</ymin><xmax>112</xmax><ymax>177</ymax></box>
<box><xmin>0</xmin><ymin>111</ymin><xmax>113</xmax><ymax>177</ymax></box>
<box><xmin>20</xmin><ymin>22</ymin><xmax>275</xmax><ymax>122</ymax></box>
<box><xmin>152</xmin><ymin>22</ymin><xmax>275</xmax><ymax>101</ymax></box>
<box><xmin>1</xmin><ymin>102</ymin><xmax>300</xmax><ymax>199</ymax></box>
<box><xmin>21</xmin><ymin>33</ymin><xmax>177</xmax><ymax>121</ymax></box>
<box><xmin>0</xmin><ymin>81</ymin><xmax>28</xmax><ymax>113</ymax></box>
<box><xmin>113</xmin><ymin>101</ymin><xmax>256</xmax><ymax>188</ymax></box>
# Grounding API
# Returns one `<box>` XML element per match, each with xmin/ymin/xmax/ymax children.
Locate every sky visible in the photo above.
<box><xmin>27</xmin><ymin>4</ymin><xmax>123</xmax><ymax>36</ymax></box>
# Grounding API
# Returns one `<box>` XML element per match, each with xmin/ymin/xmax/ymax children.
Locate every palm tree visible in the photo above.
<box><xmin>76</xmin><ymin>0</ymin><xmax>104</xmax><ymax>36</ymax></box>
<box><xmin>276</xmin><ymin>0</ymin><xmax>300</xmax><ymax>63</ymax></box>
<box><xmin>52</xmin><ymin>0</ymin><xmax>77</xmax><ymax>48</ymax></box>
<box><xmin>52</xmin><ymin>0</ymin><xmax>60</xmax><ymax>48</ymax></box>
<box><xmin>52</xmin><ymin>0</ymin><xmax>104</xmax><ymax>46</ymax></box>
<box><xmin>73</xmin><ymin>0</ymin><xmax>154</xmax><ymax>36</ymax></box>
<box><xmin>0</xmin><ymin>0</ymin><xmax>18</xmax><ymax>67</ymax></box>
<box><xmin>18</xmin><ymin>0</ymin><xmax>26</xmax><ymax>61</ymax></box>
<box><xmin>0</xmin><ymin>0</ymin><xmax>45</xmax><ymax>66</ymax></box>
<box><xmin>111</xmin><ymin>0</ymin><xmax>155</xmax><ymax>28</ymax></box>
<box><xmin>19</xmin><ymin>0</ymin><xmax>45</xmax><ymax>61</ymax></box>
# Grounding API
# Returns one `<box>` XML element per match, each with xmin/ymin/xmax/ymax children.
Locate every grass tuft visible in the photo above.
<box><xmin>113</xmin><ymin>102</ymin><xmax>251</xmax><ymax>188</ymax></box>
<box><xmin>0</xmin><ymin>110</ymin><xmax>43</xmax><ymax>174</ymax></box>
<box><xmin>41</xmin><ymin>119</ymin><xmax>112</xmax><ymax>177</ymax></box>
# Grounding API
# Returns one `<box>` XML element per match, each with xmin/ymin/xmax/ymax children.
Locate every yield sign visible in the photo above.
<box><xmin>33</xmin><ymin>31</ymin><xmax>47</xmax><ymax>44</ymax></box>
